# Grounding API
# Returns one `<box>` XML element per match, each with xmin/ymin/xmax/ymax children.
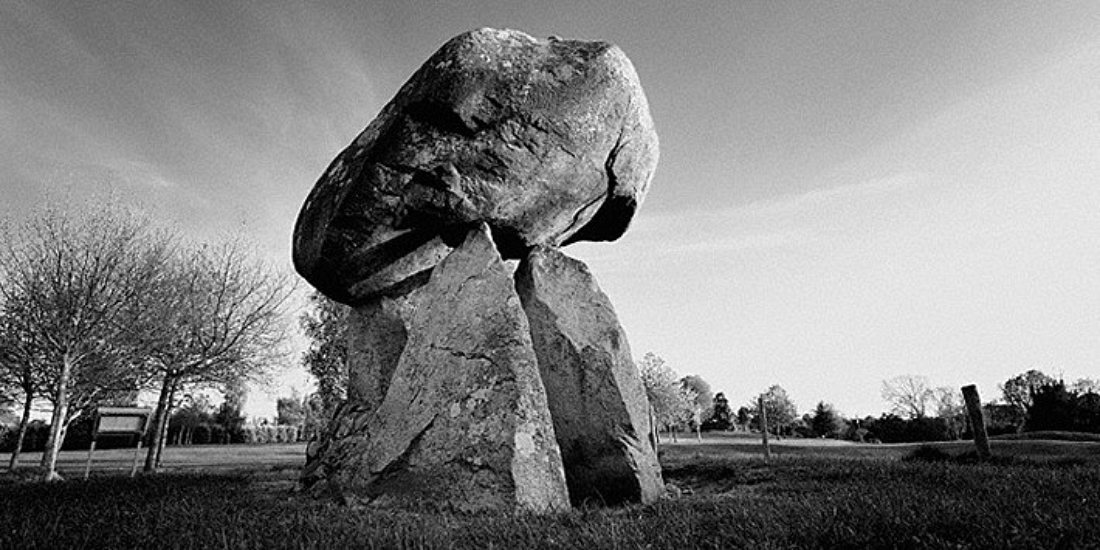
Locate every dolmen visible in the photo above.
<box><xmin>293</xmin><ymin>28</ymin><xmax>662</xmax><ymax>513</ymax></box>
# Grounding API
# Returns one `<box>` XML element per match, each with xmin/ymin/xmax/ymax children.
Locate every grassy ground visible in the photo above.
<box><xmin>3</xmin><ymin>434</ymin><xmax>1099</xmax><ymax>549</ymax></box>
<box><xmin>994</xmin><ymin>430</ymin><xmax>1100</xmax><ymax>443</ymax></box>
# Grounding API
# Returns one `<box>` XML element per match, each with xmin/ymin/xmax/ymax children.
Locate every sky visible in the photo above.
<box><xmin>1</xmin><ymin>1</ymin><xmax>1098</xmax><ymax>419</ymax></box>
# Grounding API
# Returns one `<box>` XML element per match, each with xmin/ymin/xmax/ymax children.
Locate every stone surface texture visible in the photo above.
<box><xmin>307</xmin><ymin>225</ymin><xmax>570</xmax><ymax>513</ymax></box>
<box><xmin>516</xmin><ymin>247</ymin><xmax>664</xmax><ymax>505</ymax></box>
<box><xmin>293</xmin><ymin>27</ymin><xmax>658</xmax><ymax>304</ymax></box>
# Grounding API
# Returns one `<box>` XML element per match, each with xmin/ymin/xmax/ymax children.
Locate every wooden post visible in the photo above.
<box><xmin>83</xmin><ymin>439</ymin><xmax>97</xmax><ymax>480</ymax></box>
<box><xmin>131</xmin><ymin>436</ymin><xmax>144</xmax><ymax>477</ymax></box>
<box><xmin>961</xmin><ymin>385</ymin><xmax>991</xmax><ymax>460</ymax></box>
<box><xmin>84</xmin><ymin>413</ymin><xmax>101</xmax><ymax>480</ymax></box>
<box><xmin>759</xmin><ymin>396</ymin><xmax>771</xmax><ymax>460</ymax></box>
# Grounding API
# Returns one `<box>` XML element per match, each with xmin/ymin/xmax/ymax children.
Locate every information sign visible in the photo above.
<box><xmin>84</xmin><ymin>407</ymin><xmax>153</xmax><ymax>479</ymax></box>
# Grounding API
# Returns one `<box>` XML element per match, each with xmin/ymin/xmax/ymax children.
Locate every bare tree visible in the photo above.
<box><xmin>140</xmin><ymin>239</ymin><xmax>295</xmax><ymax>472</ymax></box>
<box><xmin>931</xmin><ymin>386</ymin><xmax>965</xmax><ymax>439</ymax></box>
<box><xmin>0</xmin><ymin>205</ymin><xmax>172</xmax><ymax>480</ymax></box>
<box><xmin>638</xmin><ymin>352</ymin><xmax>694</xmax><ymax>442</ymax></box>
<box><xmin>881</xmin><ymin>374</ymin><xmax>934</xmax><ymax>419</ymax></box>
<box><xmin>0</xmin><ymin>306</ymin><xmax>46</xmax><ymax>470</ymax></box>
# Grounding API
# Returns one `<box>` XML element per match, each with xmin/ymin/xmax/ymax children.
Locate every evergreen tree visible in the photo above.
<box><xmin>702</xmin><ymin>392</ymin><xmax>732</xmax><ymax>431</ymax></box>
<box><xmin>810</xmin><ymin>401</ymin><xmax>843</xmax><ymax>438</ymax></box>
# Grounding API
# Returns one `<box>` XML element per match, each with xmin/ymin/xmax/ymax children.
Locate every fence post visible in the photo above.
<box><xmin>759</xmin><ymin>396</ymin><xmax>772</xmax><ymax>460</ymax></box>
<box><xmin>131</xmin><ymin>436</ymin><xmax>144</xmax><ymax>477</ymax></box>
<box><xmin>961</xmin><ymin>384</ymin><xmax>991</xmax><ymax>460</ymax></box>
<box><xmin>83</xmin><ymin>439</ymin><xmax>97</xmax><ymax>480</ymax></box>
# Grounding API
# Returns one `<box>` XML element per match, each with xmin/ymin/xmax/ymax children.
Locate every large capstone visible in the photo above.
<box><xmin>516</xmin><ymin>247</ymin><xmax>664</xmax><ymax>505</ymax></box>
<box><xmin>293</xmin><ymin>28</ymin><xmax>658</xmax><ymax>304</ymax></box>
<box><xmin>306</xmin><ymin>224</ymin><xmax>570</xmax><ymax>513</ymax></box>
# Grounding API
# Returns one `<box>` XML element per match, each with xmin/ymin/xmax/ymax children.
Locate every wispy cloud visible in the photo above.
<box><xmin>730</xmin><ymin>172</ymin><xmax>925</xmax><ymax>219</ymax></box>
<box><xmin>575</xmin><ymin>171</ymin><xmax>929</xmax><ymax>269</ymax></box>
<box><xmin>111</xmin><ymin>160</ymin><xmax>177</xmax><ymax>188</ymax></box>
<box><xmin>665</xmin><ymin>228</ymin><xmax>815</xmax><ymax>255</ymax></box>
<box><xmin>637</xmin><ymin>171</ymin><xmax>925</xmax><ymax>229</ymax></box>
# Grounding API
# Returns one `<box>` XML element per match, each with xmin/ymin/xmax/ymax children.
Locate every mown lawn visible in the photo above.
<box><xmin>2</xmin><ymin>437</ymin><xmax>1099</xmax><ymax>549</ymax></box>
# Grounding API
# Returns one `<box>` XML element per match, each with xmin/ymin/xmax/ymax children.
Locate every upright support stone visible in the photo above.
<box><xmin>345</xmin><ymin>282</ymin><xmax>424</xmax><ymax>409</ymax></box>
<box><xmin>962</xmin><ymin>385</ymin><xmax>991</xmax><ymax>460</ymax></box>
<box><xmin>516</xmin><ymin>247</ymin><xmax>664</xmax><ymax>505</ymax></box>
<box><xmin>312</xmin><ymin>224</ymin><xmax>570</xmax><ymax>513</ymax></box>
<box><xmin>302</xmin><ymin>277</ymin><xmax>427</xmax><ymax>487</ymax></box>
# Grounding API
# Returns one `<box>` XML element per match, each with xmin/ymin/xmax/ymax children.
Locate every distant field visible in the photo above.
<box><xmin>3</xmin><ymin>434</ymin><xmax>1099</xmax><ymax>548</ymax></box>
<box><xmin>10</xmin><ymin>431</ymin><xmax>1100</xmax><ymax>479</ymax></box>
<box><xmin>666</xmin><ymin>431</ymin><xmax>1100</xmax><ymax>465</ymax></box>
<box><xmin>994</xmin><ymin>430</ymin><xmax>1100</xmax><ymax>443</ymax></box>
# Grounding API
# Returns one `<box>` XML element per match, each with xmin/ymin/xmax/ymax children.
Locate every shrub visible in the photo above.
<box><xmin>0</xmin><ymin>420</ymin><xmax>49</xmax><ymax>453</ymax></box>
<box><xmin>192</xmin><ymin>424</ymin><xmax>212</xmax><ymax>445</ymax></box>
<box><xmin>864</xmin><ymin>414</ymin><xmax>954</xmax><ymax>443</ymax></box>
<box><xmin>274</xmin><ymin>425</ymin><xmax>299</xmax><ymax>443</ymax></box>
<box><xmin>1025</xmin><ymin>383</ymin><xmax>1100</xmax><ymax>434</ymax></box>
<box><xmin>242</xmin><ymin>425</ymin><xmax>273</xmax><ymax>444</ymax></box>
<box><xmin>209</xmin><ymin>424</ymin><xmax>228</xmax><ymax>445</ymax></box>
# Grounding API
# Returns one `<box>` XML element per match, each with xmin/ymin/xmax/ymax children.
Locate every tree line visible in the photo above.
<box><xmin>0</xmin><ymin>203</ymin><xmax>295</xmax><ymax>480</ymax></box>
<box><xmin>867</xmin><ymin>371</ymin><xmax>1100</xmax><ymax>442</ymax></box>
<box><xmin>294</xmin><ymin>294</ymin><xmax>1099</xmax><ymax>448</ymax></box>
<box><xmin>637</xmin><ymin>351</ymin><xmax>808</xmax><ymax>440</ymax></box>
<box><xmin>637</xmin><ymin>355</ymin><xmax>1100</xmax><ymax>444</ymax></box>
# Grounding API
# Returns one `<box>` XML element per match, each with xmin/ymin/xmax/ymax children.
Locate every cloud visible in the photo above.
<box><xmin>730</xmin><ymin>172</ymin><xmax>925</xmax><ymax>219</ymax></box>
<box><xmin>581</xmin><ymin>171</ymin><xmax>929</xmax><ymax>264</ymax></box>
<box><xmin>665</xmin><ymin>229</ymin><xmax>815</xmax><ymax>255</ymax></box>
<box><xmin>111</xmin><ymin>160</ymin><xmax>177</xmax><ymax>189</ymax></box>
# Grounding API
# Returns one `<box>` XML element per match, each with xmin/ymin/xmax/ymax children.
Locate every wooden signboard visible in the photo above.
<box><xmin>97</xmin><ymin>414</ymin><xmax>146</xmax><ymax>434</ymax></box>
<box><xmin>84</xmin><ymin>407</ymin><xmax>153</xmax><ymax>479</ymax></box>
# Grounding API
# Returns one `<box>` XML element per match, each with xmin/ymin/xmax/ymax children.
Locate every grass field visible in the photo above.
<box><xmin>3</xmin><ymin>433</ymin><xmax>1099</xmax><ymax>549</ymax></box>
<box><xmin>8</xmin><ymin>441</ymin><xmax>309</xmax><ymax>478</ymax></box>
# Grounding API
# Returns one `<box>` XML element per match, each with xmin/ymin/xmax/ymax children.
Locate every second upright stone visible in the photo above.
<box><xmin>516</xmin><ymin>247</ymin><xmax>665</xmax><ymax>505</ymax></box>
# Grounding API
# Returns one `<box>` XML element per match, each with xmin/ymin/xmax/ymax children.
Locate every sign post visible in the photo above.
<box><xmin>83</xmin><ymin>407</ymin><xmax>153</xmax><ymax>480</ymax></box>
